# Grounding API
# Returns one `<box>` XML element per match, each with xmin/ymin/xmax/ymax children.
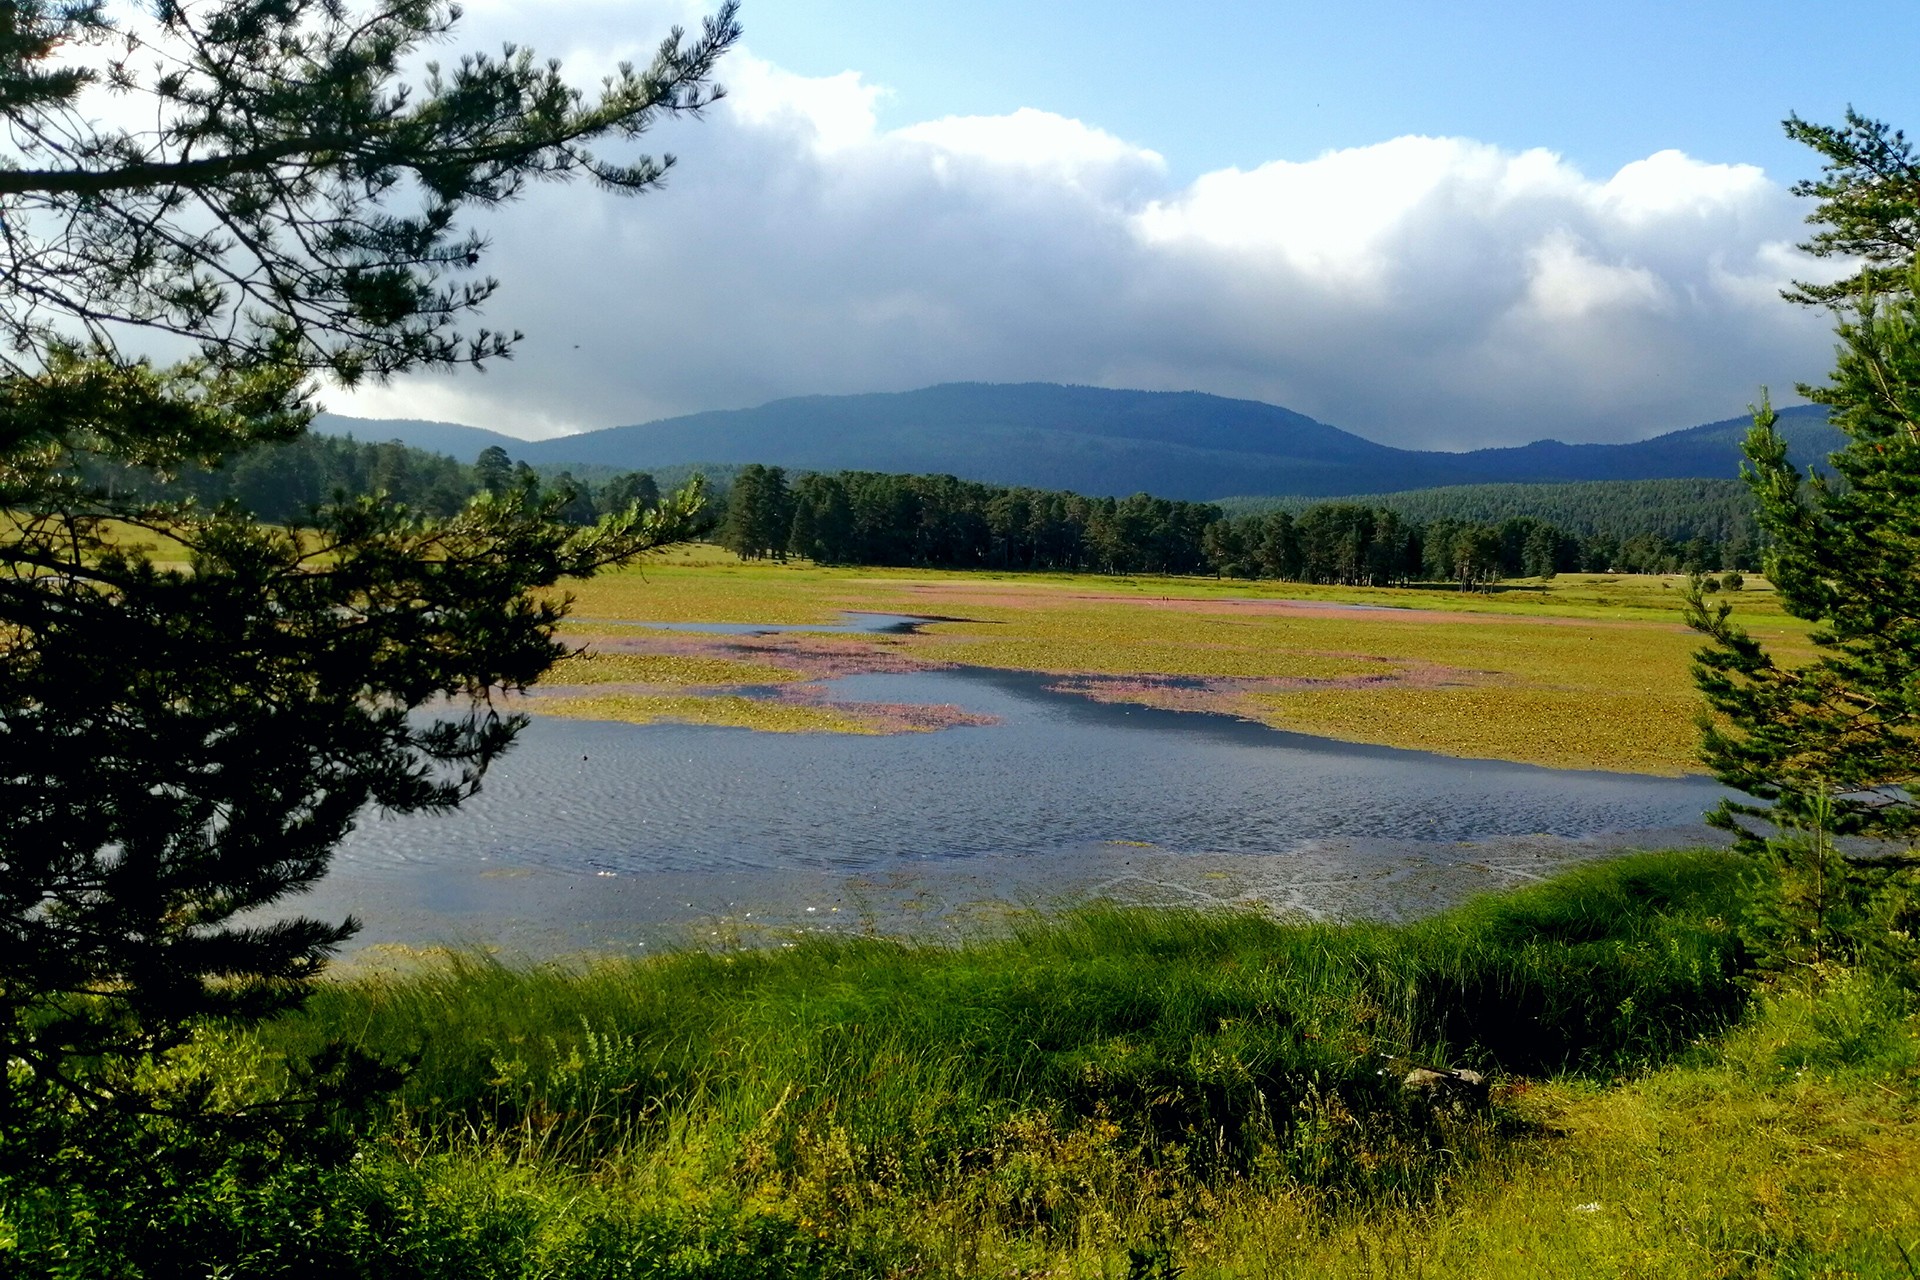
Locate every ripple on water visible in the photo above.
<box><xmin>319</xmin><ymin>663</ymin><xmax>1730</xmax><ymax>952</ymax></box>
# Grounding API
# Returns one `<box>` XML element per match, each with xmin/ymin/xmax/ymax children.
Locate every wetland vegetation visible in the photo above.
<box><xmin>542</xmin><ymin>554</ymin><xmax>1810</xmax><ymax>775</ymax></box>
<box><xmin>12</xmin><ymin>851</ymin><xmax>1918</xmax><ymax>1277</ymax></box>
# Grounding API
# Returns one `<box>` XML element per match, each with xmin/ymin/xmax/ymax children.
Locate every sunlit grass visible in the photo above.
<box><xmin>562</xmin><ymin>550</ymin><xmax>1798</xmax><ymax>634</ymax></box>
<box><xmin>1192</xmin><ymin>972</ymin><xmax>1920</xmax><ymax>1278</ymax></box>
<box><xmin>559</xmin><ymin>553</ymin><xmax>861</xmax><ymax>624</ymax></box>
<box><xmin>3</xmin><ymin>513</ymin><xmax>197</xmax><ymax>568</ymax></box>
<box><xmin>545</xmin><ymin>650</ymin><xmax>808</xmax><ymax>686</ymax></box>
<box><xmin>180</xmin><ymin>851</ymin><xmax>1920</xmax><ymax>1278</ymax></box>
<box><xmin>535</xmin><ymin>691</ymin><xmax>879</xmax><ymax>734</ymax></box>
<box><xmin>1245</xmin><ymin>683</ymin><xmax>1704</xmax><ymax>775</ymax></box>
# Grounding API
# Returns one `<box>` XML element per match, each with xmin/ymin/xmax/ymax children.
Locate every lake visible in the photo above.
<box><xmin>307</xmin><ymin>627</ymin><xmax>1731</xmax><ymax>959</ymax></box>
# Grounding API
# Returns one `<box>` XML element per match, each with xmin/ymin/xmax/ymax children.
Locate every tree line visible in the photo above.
<box><xmin>720</xmin><ymin>464</ymin><xmax>1756</xmax><ymax>584</ymax></box>
<box><xmin>1221</xmin><ymin>476</ymin><xmax>1761</xmax><ymax>549</ymax></box>
<box><xmin>102</xmin><ymin>435</ymin><xmax>667</xmax><ymax>528</ymax></box>
<box><xmin>131</xmin><ymin>436</ymin><xmax>1759</xmax><ymax>584</ymax></box>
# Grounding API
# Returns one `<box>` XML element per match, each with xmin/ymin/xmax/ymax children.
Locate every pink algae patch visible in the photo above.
<box><xmin>770</xmin><ymin>685</ymin><xmax>995</xmax><ymax>733</ymax></box>
<box><xmin>1046</xmin><ymin>660</ymin><xmax>1489</xmax><ymax>718</ymax></box>
<box><xmin>533</xmin><ymin>630</ymin><xmax>994</xmax><ymax>734</ymax></box>
<box><xmin>573</xmin><ymin>630</ymin><xmax>945</xmax><ymax>680</ymax></box>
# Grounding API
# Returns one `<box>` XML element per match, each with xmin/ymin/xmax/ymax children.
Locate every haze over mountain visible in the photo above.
<box><xmin>314</xmin><ymin>383</ymin><xmax>1837</xmax><ymax>501</ymax></box>
<box><xmin>311</xmin><ymin>415</ymin><xmax>528</xmax><ymax>460</ymax></box>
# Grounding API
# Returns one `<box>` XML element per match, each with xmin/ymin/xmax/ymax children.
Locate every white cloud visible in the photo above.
<box><xmin>1523</xmin><ymin>232</ymin><xmax>1669</xmax><ymax>322</ymax></box>
<box><xmin>331</xmin><ymin>53</ymin><xmax>1835</xmax><ymax>450</ymax></box>
<box><xmin>1596</xmin><ymin>150</ymin><xmax>1771</xmax><ymax>224</ymax></box>
<box><xmin>895</xmin><ymin>108</ymin><xmax>1165</xmax><ymax>196</ymax></box>
<box><xmin>1133</xmin><ymin>136</ymin><xmax>1575</xmax><ymax>295</ymax></box>
<box><xmin>724</xmin><ymin>54</ymin><xmax>882</xmax><ymax>154</ymax></box>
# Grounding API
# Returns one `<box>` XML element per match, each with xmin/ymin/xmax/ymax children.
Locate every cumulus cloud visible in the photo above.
<box><xmin>332</xmin><ymin>47</ymin><xmax>1836</xmax><ymax>449</ymax></box>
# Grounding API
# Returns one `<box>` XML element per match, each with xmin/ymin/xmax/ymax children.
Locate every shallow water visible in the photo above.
<box><xmin>311</xmin><ymin>656</ymin><xmax>1731</xmax><ymax>959</ymax></box>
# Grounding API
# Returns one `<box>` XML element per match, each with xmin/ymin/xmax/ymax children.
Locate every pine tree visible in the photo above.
<box><xmin>1781</xmin><ymin>110</ymin><xmax>1920</xmax><ymax>307</ymax></box>
<box><xmin>0</xmin><ymin>0</ymin><xmax>738</xmax><ymax>1127</ymax></box>
<box><xmin>1686</xmin><ymin>110</ymin><xmax>1920</xmax><ymax>973</ymax></box>
<box><xmin>476</xmin><ymin>445</ymin><xmax>517</xmax><ymax>496</ymax></box>
<box><xmin>603</xmin><ymin>470</ymin><xmax>662</xmax><ymax>513</ymax></box>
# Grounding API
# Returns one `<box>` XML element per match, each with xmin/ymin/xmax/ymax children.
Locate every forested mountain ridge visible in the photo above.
<box><xmin>314</xmin><ymin>384</ymin><xmax>1839</xmax><ymax>500</ymax></box>
<box><xmin>1451</xmin><ymin>405</ymin><xmax>1839</xmax><ymax>485</ymax></box>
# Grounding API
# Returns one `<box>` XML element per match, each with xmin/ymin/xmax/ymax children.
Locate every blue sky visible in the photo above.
<box><xmin>325</xmin><ymin>0</ymin><xmax>1910</xmax><ymax>448</ymax></box>
<box><xmin>743</xmin><ymin>1</ymin><xmax>1920</xmax><ymax>184</ymax></box>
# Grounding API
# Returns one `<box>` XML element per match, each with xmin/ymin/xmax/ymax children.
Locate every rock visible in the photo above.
<box><xmin>1401</xmin><ymin>1066</ymin><xmax>1491</xmax><ymax>1113</ymax></box>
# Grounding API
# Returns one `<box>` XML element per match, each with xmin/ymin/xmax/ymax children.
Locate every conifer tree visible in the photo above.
<box><xmin>1687</xmin><ymin>110</ymin><xmax>1920</xmax><ymax>971</ymax></box>
<box><xmin>0</xmin><ymin>0</ymin><xmax>738</xmax><ymax>1123</ymax></box>
<box><xmin>1781</xmin><ymin>110</ymin><xmax>1920</xmax><ymax>307</ymax></box>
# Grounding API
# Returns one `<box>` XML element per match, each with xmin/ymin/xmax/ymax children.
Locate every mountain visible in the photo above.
<box><xmin>312</xmin><ymin>383</ymin><xmax>1842</xmax><ymax>499</ymax></box>
<box><xmin>311</xmin><ymin>412</ymin><xmax>525</xmax><ymax>459</ymax></box>
<box><xmin>1438</xmin><ymin>405</ymin><xmax>1840</xmax><ymax>485</ymax></box>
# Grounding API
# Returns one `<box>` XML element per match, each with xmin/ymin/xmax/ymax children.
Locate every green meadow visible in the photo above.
<box><xmin>539</xmin><ymin>691</ymin><xmax>882</xmax><ymax>734</ymax></box>
<box><xmin>17</xmin><ymin>852</ymin><xmax>1917</xmax><ymax>1277</ymax></box>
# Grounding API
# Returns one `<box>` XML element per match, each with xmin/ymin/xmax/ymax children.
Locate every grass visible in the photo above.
<box><xmin>1198</xmin><ymin>969</ymin><xmax>1920</xmax><ymax>1278</ymax></box>
<box><xmin>1245</xmin><ymin>682</ymin><xmax>1705</xmax><ymax>775</ymax></box>
<box><xmin>558</xmin><ymin>554</ymin><xmax>862</xmax><ymax>626</ymax></box>
<box><xmin>11</xmin><ymin>851</ymin><xmax>1918</xmax><ymax>1276</ymax></box>
<box><xmin>546</xmin><ymin>650</ymin><xmax>809</xmax><ymax>686</ymax></box>
<box><xmin>535</xmin><ymin>691</ymin><xmax>879</xmax><ymax>733</ymax></box>
<box><xmin>291</xmin><ymin>850</ymin><xmax>1747</xmax><ymax>1142</ymax></box>
<box><xmin>552</xmin><ymin>554</ymin><xmax>1814</xmax><ymax>772</ymax></box>
<box><xmin>907</xmin><ymin>599</ymin><xmax>1709</xmax><ymax>772</ymax></box>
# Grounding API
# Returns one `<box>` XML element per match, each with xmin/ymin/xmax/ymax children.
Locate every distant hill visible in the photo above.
<box><xmin>312</xmin><ymin>383</ymin><xmax>1841</xmax><ymax>499</ymax></box>
<box><xmin>1440</xmin><ymin>405</ymin><xmax>1840</xmax><ymax>486</ymax></box>
<box><xmin>311</xmin><ymin>412</ymin><xmax>524</xmax><ymax>459</ymax></box>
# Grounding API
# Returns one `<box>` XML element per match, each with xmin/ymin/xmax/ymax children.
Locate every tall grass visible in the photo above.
<box><xmin>20</xmin><ymin>849</ymin><xmax>1850</xmax><ymax>1277</ymax></box>
<box><xmin>277</xmin><ymin>851</ymin><xmax>1742</xmax><ymax>1162</ymax></box>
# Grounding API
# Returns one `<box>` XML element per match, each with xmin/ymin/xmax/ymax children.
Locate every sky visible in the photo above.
<box><xmin>325</xmin><ymin>0</ymin><xmax>1920</xmax><ymax>449</ymax></box>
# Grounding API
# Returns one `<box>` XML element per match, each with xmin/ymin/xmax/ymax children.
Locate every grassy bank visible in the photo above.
<box><xmin>537</xmin><ymin>691</ymin><xmax>883</xmax><ymax>733</ymax></box>
<box><xmin>15</xmin><ymin>850</ymin><xmax>1918</xmax><ymax>1276</ymax></box>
